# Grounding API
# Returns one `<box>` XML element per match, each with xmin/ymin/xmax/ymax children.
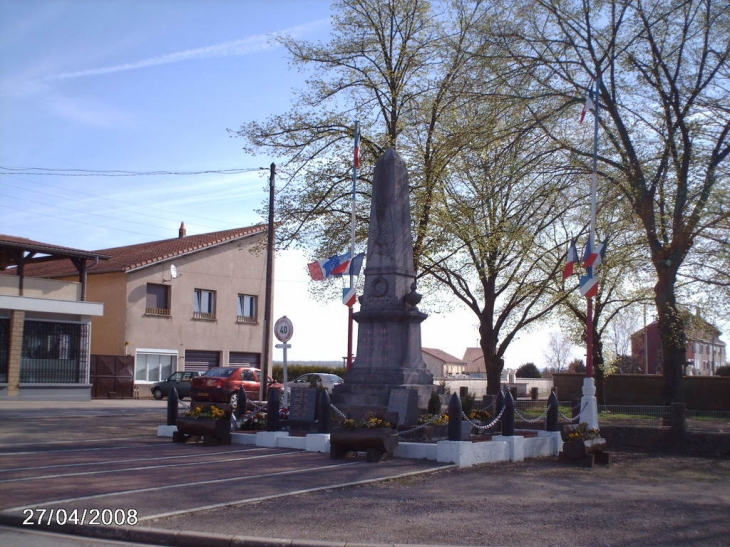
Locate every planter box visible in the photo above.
<box><xmin>174</xmin><ymin>417</ymin><xmax>232</xmax><ymax>445</ymax></box>
<box><xmin>330</xmin><ymin>428</ymin><xmax>399</xmax><ymax>462</ymax></box>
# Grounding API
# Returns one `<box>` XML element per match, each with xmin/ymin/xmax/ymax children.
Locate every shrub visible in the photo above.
<box><xmin>427</xmin><ymin>391</ymin><xmax>442</xmax><ymax>415</ymax></box>
<box><xmin>715</xmin><ymin>365</ymin><xmax>730</xmax><ymax>377</ymax></box>
<box><xmin>516</xmin><ymin>362</ymin><xmax>542</xmax><ymax>378</ymax></box>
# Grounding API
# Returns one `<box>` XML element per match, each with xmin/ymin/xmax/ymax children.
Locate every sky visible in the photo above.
<box><xmin>0</xmin><ymin>0</ymin><xmax>578</xmax><ymax>369</ymax></box>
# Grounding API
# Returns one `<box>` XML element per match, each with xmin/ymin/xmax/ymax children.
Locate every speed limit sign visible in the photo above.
<box><xmin>274</xmin><ymin>316</ymin><xmax>293</xmax><ymax>343</ymax></box>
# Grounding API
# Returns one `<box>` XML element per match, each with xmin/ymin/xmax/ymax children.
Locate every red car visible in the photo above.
<box><xmin>190</xmin><ymin>367</ymin><xmax>284</xmax><ymax>410</ymax></box>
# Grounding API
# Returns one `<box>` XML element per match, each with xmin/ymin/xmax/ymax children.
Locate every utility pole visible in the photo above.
<box><xmin>259</xmin><ymin>163</ymin><xmax>275</xmax><ymax>401</ymax></box>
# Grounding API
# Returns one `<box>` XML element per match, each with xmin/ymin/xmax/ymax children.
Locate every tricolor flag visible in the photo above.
<box><xmin>563</xmin><ymin>239</ymin><xmax>579</xmax><ymax>280</ymax></box>
<box><xmin>342</xmin><ymin>287</ymin><xmax>357</xmax><ymax>307</ymax></box>
<box><xmin>582</xmin><ymin>235</ymin><xmax>593</xmax><ymax>267</ymax></box>
<box><xmin>307</xmin><ymin>251</ymin><xmax>352</xmax><ymax>281</ymax></box>
<box><xmin>580</xmin><ymin>87</ymin><xmax>595</xmax><ymax>123</ymax></box>
<box><xmin>584</xmin><ymin>238</ymin><xmax>608</xmax><ymax>268</ymax></box>
<box><xmin>354</xmin><ymin>126</ymin><xmax>361</xmax><ymax>169</ymax></box>
<box><xmin>579</xmin><ymin>273</ymin><xmax>599</xmax><ymax>298</ymax></box>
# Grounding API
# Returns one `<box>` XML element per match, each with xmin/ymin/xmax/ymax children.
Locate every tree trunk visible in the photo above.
<box><xmin>655</xmin><ymin>272</ymin><xmax>685</xmax><ymax>404</ymax></box>
<box><xmin>484</xmin><ymin>353</ymin><xmax>505</xmax><ymax>397</ymax></box>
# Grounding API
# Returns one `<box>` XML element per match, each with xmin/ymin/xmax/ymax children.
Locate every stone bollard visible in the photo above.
<box><xmin>318</xmin><ymin>390</ymin><xmax>331</xmax><ymax>433</ymax></box>
<box><xmin>502</xmin><ymin>387</ymin><xmax>515</xmax><ymax>436</ymax></box>
<box><xmin>546</xmin><ymin>390</ymin><xmax>559</xmax><ymax>431</ymax></box>
<box><xmin>167</xmin><ymin>386</ymin><xmax>179</xmax><ymax>426</ymax></box>
<box><xmin>267</xmin><ymin>387</ymin><xmax>280</xmax><ymax>431</ymax></box>
<box><xmin>447</xmin><ymin>392</ymin><xmax>462</xmax><ymax>441</ymax></box>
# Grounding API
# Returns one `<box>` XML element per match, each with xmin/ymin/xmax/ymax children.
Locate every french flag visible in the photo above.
<box><xmin>584</xmin><ymin>239</ymin><xmax>608</xmax><ymax>268</ymax></box>
<box><xmin>307</xmin><ymin>251</ymin><xmax>351</xmax><ymax>281</ymax></box>
<box><xmin>563</xmin><ymin>239</ymin><xmax>578</xmax><ymax>280</ymax></box>
<box><xmin>580</xmin><ymin>273</ymin><xmax>599</xmax><ymax>298</ymax></box>
<box><xmin>354</xmin><ymin>126</ymin><xmax>361</xmax><ymax>169</ymax></box>
<box><xmin>582</xmin><ymin>235</ymin><xmax>593</xmax><ymax>267</ymax></box>
<box><xmin>580</xmin><ymin>87</ymin><xmax>595</xmax><ymax>123</ymax></box>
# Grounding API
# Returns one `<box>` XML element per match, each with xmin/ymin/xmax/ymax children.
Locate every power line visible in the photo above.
<box><xmin>0</xmin><ymin>166</ymin><xmax>266</xmax><ymax>176</ymax></box>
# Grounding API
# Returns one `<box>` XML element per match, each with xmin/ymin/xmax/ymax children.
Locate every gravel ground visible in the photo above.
<box><xmin>151</xmin><ymin>449</ymin><xmax>730</xmax><ymax>547</ymax></box>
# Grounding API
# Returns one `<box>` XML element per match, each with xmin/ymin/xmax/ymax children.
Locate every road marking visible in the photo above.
<box><xmin>0</xmin><ymin>449</ymin><xmax>306</xmax><ymax>484</ymax></box>
<box><xmin>0</xmin><ymin>447</ymin><xmax>267</xmax><ymax>473</ymax></box>
<box><xmin>3</xmin><ymin>461</ymin><xmax>362</xmax><ymax>512</ymax></box>
<box><xmin>0</xmin><ymin>439</ymin><xmax>161</xmax><ymax>455</ymax></box>
<box><xmin>140</xmin><ymin>465</ymin><xmax>455</xmax><ymax>521</ymax></box>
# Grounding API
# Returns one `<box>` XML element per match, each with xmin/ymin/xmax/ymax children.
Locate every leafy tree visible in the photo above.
<box><xmin>611</xmin><ymin>355</ymin><xmax>644</xmax><ymax>375</ymax></box>
<box><xmin>235</xmin><ymin>0</ymin><xmax>574</xmax><ymax>395</ymax></box>
<box><xmin>568</xmin><ymin>358</ymin><xmax>586</xmax><ymax>374</ymax></box>
<box><xmin>485</xmin><ymin>0</ymin><xmax>730</xmax><ymax>403</ymax></box>
<box><xmin>516</xmin><ymin>362</ymin><xmax>542</xmax><ymax>378</ymax></box>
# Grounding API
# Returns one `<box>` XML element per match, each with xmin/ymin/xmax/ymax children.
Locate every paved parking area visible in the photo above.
<box><xmin>0</xmin><ymin>400</ymin><xmax>450</xmax><ymax>546</ymax></box>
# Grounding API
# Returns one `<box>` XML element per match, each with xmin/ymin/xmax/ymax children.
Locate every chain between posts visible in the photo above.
<box><xmin>513</xmin><ymin>406</ymin><xmax>549</xmax><ymax>424</ymax></box>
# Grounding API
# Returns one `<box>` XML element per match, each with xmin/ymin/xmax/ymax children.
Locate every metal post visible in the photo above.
<box><xmin>546</xmin><ymin>390</ymin><xmax>559</xmax><ymax>432</ymax></box>
<box><xmin>267</xmin><ymin>386</ymin><xmax>280</xmax><ymax>431</ymax></box>
<box><xmin>447</xmin><ymin>393</ymin><xmax>462</xmax><ymax>441</ymax></box>
<box><xmin>167</xmin><ymin>386</ymin><xmax>179</xmax><ymax>426</ymax></box>
<box><xmin>318</xmin><ymin>390</ymin><xmax>331</xmax><ymax>433</ymax></box>
<box><xmin>259</xmin><ymin>163</ymin><xmax>275</xmax><ymax>401</ymax></box>
<box><xmin>502</xmin><ymin>387</ymin><xmax>515</xmax><ymax>436</ymax></box>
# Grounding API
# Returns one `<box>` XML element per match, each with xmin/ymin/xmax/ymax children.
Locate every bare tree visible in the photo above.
<box><xmin>485</xmin><ymin>0</ymin><xmax>730</xmax><ymax>403</ymax></box>
<box><xmin>544</xmin><ymin>331</ymin><xmax>574</xmax><ymax>373</ymax></box>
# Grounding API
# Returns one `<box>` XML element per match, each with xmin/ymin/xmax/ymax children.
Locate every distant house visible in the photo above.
<box><xmin>631</xmin><ymin>311</ymin><xmax>726</xmax><ymax>375</ymax></box>
<box><xmin>463</xmin><ymin>347</ymin><xmax>486</xmax><ymax>377</ymax></box>
<box><xmin>18</xmin><ymin>223</ymin><xmax>270</xmax><ymax>397</ymax></box>
<box><xmin>1</xmin><ymin>235</ymin><xmax>108</xmax><ymax>400</ymax></box>
<box><xmin>421</xmin><ymin>347</ymin><xmax>465</xmax><ymax>379</ymax></box>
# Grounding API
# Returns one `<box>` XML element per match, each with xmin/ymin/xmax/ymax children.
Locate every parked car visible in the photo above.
<box><xmin>288</xmin><ymin>372</ymin><xmax>344</xmax><ymax>393</ymax></box>
<box><xmin>151</xmin><ymin>371</ymin><xmax>201</xmax><ymax>400</ymax></box>
<box><xmin>190</xmin><ymin>367</ymin><xmax>284</xmax><ymax>410</ymax></box>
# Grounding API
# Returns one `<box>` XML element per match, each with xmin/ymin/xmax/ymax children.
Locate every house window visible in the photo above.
<box><xmin>21</xmin><ymin>320</ymin><xmax>88</xmax><ymax>383</ymax></box>
<box><xmin>237</xmin><ymin>294</ymin><xmax>257</xmax><ymax>324</ymax></box>
<box><xmin>146</xmin><ymin>283</ymin><xmax>170</xmax><ymax>316</ymax></box>
<box><xmin>193</xmin><ymin>289</ymin><xmax>216</xmax><ymax>320</ymax></box>
<box><xmin>135</xmin><ymin>352</ymin><xmax>175</xmax><ymax>382</ymax></box>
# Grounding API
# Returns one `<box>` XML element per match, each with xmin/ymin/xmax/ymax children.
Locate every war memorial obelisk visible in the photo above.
<box><xmin>332</xmin><ymin>148</ymin><xmax>434</xmax><ymax>415</ymax></box>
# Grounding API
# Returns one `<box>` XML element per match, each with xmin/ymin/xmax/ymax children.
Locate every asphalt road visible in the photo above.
<box><xmin>0</xmin><ymin>399</ymin><xmax>729</xmax><ymax>547</ymax></box>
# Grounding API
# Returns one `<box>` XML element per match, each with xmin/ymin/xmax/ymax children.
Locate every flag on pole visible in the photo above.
<box><xmin>584</xmin><ymin>238</ymin><xmax>608</xmax><ymax>268</ymax></box>
<box><xmin>580</xmin><ymin>87</ymin><xmax>595</xmax><ymax>123</ymax></box>
<box><xmin>582</xmin><ymin>235</ymin><xmax>594</xmax><ymax>267</ymax></box>
<box><xmin>345</xmin><ymin>252</ymin><xmax>365</xmax><ymax>277</ymax></box>
<box><xmin>580</xmin><ymin>273</ymin><xmax>599</xmax><ymax>298</ymax></box>
<box><xmin>342</xmin><ymin>287</ymin><xmax>357</xmax><ymax>307</ymax></box>
<box><xmin>307</xmin><ymin>251</ymin><xmax>352</xmax><ymax>281</ymax></box>
<box><xmin>354</xmin><ymin>125</ymin><xmax>361</xmax><ymax>169</ymax></box>
<box><xmin>563</xmin><ymin>239</ymin><xmax>579</xmax><ymax>280</ymax></box>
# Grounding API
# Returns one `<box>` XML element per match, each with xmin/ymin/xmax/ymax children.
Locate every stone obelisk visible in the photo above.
<box><xmin>332</xmin><ymin>148</ymin><xmax>434</xmax><ymax>414</ymax></box>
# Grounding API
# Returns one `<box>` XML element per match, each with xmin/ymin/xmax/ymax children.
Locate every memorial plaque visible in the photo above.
<box><xmin>387</xmin><ymin>387</ymin><xmax>419</xmax><ymax>426</ymax></box>
<box><xmin>289</xmin><ymin>387</ymin><xmax>318</xmax><ymax>422</ymax></box>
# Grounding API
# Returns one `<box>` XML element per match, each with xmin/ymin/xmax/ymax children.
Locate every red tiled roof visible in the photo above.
<box><xmin>0</xmin><ymin>234</ymin><xmax>109</xmax><ymax>261</ymax></box>
<box><xmin>422</xmin><ymin>347</ymin><xmax>465</xmax><ymax>364</ymax></box>
<box><xmin>463</xmin><ymin>347</ymin><xmax>485</xmax><ymax>373</ymax></box>
<box><xmin>18</xmin><ymin>225</ymin><xmax>267</xmax><ymax>278</ymax></box>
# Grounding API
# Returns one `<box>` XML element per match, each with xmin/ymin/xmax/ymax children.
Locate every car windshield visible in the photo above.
<box><xmin>203</xmin><ymin>368</ymin><xmax>235</xmax><ymax>378</ymax></box>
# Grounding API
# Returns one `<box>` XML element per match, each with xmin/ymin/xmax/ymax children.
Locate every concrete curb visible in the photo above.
<box><xmin>0</xmin><ymin>511</ymin><xmax>475</xmax><ymax>547</ymax></box>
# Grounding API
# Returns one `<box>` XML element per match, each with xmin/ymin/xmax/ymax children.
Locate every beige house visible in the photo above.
<box><xmin>1</xmin><ymin>235</ymin><xmax>108</xmax><ymax>400</ymax></box>
<box><xmin>422</xmin><ymin>347</ymin><xmax>466</xmax><ymax>379</ymax></box>
<box><xmin>20</xmin><ymin>224</ymin><xmax>270</xmax><ymax>397</ymax></box>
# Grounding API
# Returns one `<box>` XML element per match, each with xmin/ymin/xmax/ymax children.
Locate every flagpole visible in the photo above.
<box><xmin>347</xmin><ymin>121</ymin><xmax>360</xmax><ymax>371</ymax></box>
<box><xmin>586</xmin><ymin>76</ymin><xmax>600</xmax><ymax>379</ymax></box>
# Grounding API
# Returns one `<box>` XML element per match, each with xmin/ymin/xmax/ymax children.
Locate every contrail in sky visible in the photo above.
<box><xmin>43</xmin><ymin>20</ymin><xmax>327</xmax><ymax>82</ymax></box>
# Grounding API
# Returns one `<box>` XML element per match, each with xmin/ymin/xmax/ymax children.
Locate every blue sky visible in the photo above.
<box><xmin>0</xmin><ymin>0</ymin><xmax>563</xmax><ymax>366</ymax></box>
